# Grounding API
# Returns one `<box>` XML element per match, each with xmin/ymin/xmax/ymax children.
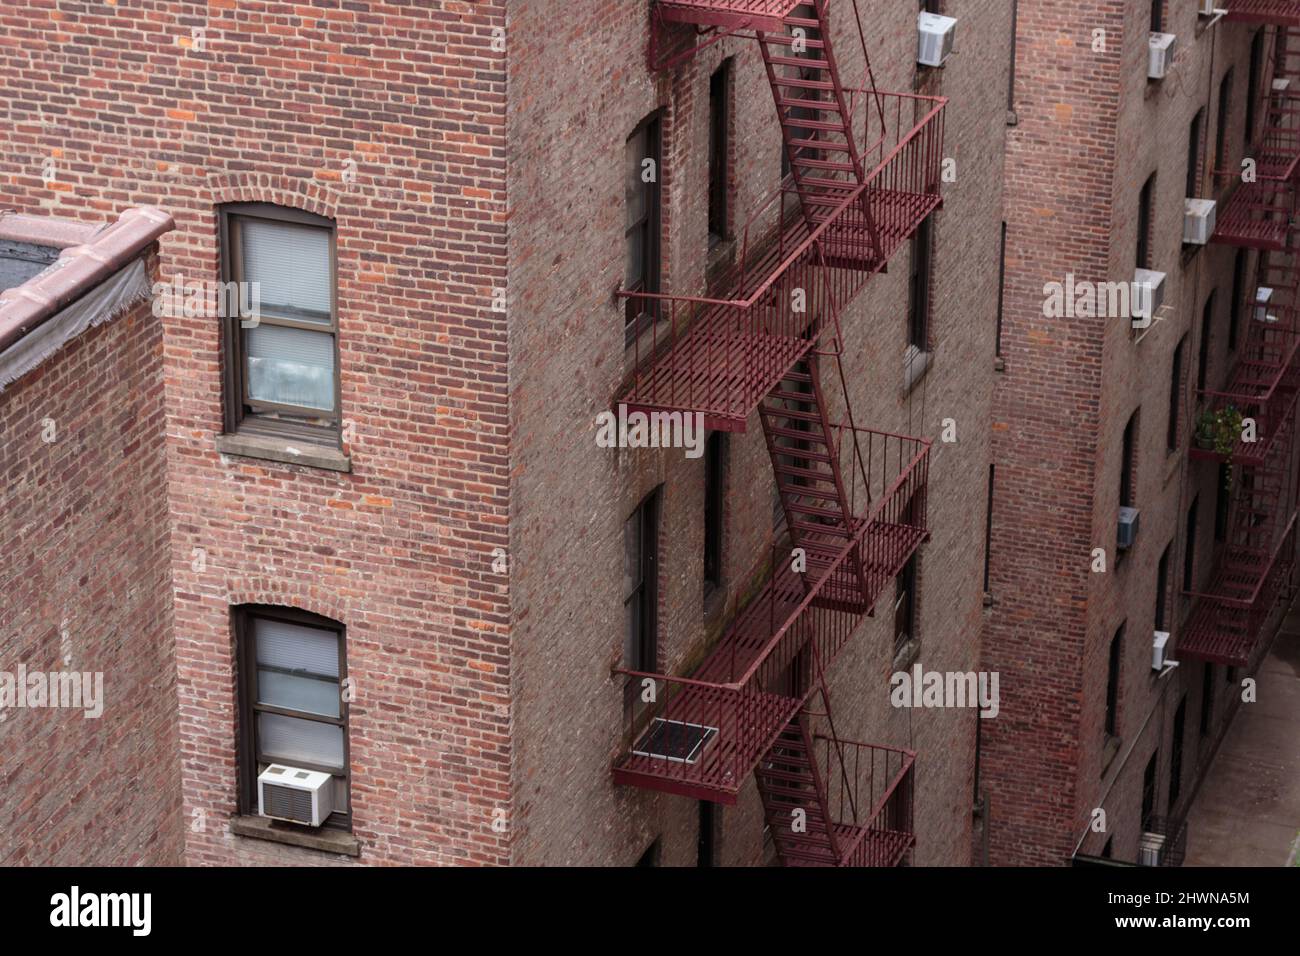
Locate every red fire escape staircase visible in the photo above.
<box><xmin>1224</xmin><ymin>0</ymin><xmax>1300</xmax><ymax>30</ymax></box>
<box><xmin>611</xmin><ymin>0</ymin><xmax>940</xmax><ymax>865</ymax></box>
<box><xmin>1187</xmin><ymin>20</ymin><xmax>1300</xmax><ymax>663</ymax></box>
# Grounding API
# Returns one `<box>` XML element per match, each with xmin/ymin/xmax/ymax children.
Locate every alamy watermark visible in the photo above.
<box><xmin>152</xmin><ymin>274</ymin><xmax>260</xmax><ymax>326</ymax></box>
<box><xmin>890</xmin><ymin>665</ymin><xmax>1000</xmax><ymax>718</ymax></box>
<box><xmin>595</xmin><ymin>404</ymin><xmax>706</xmax><ymax>459</ymax></box>
<box><xmin>0</xmin><ymin>664</ymin><xmax>104</xmax><ymax>718</ymax></box>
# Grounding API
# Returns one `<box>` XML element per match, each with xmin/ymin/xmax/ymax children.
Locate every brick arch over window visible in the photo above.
<box><xmin>207</xmin><ymin>173</ymin><xmax>341</xmax><ymax>222</ymax></box>
<box><xmin>225</xmin><ymin>579</ymin><xmax>352</xmax><ymax>631</ymax></box>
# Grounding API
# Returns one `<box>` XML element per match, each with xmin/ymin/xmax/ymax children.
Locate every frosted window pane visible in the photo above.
<box><xmin>256</xmin><ymin>619</ymin><xmax>339</xmax><ymax>678</ymax></box>
<box><xmin>246</xmin><ymin>325</ymin><xmax>335</xmax><ymax>411</ymax></box>
<box><xmin>241</xmin><ymin>218</ymin><xmax>332</xmax><ymax>323</ymax></box>
<box><xmin>258</xmin><ymin>713</ymin><xmax>345</xmax><ymax>770</ymax></box>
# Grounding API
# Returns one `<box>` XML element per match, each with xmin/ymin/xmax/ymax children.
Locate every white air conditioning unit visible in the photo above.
<box><xmin>1198</xmin><ymin>0</ymin><xmax>1220</xmax><ymax>17</ymax></box>
<box><xmin>1133</xmin><ymin>268</ymin><xmax>1166</xmax><ymax>327</ymax></box>
<box><xmin>917</xmin><ymin>12</ymin><xmax>957</xmax><ymax>68</ymax></box>
<box><xmin>1183</xmin><ymin>199</ymin><xmax>1216</xmax><ymax>245</ymax></box>
<box><xmin>1138</xmin><ymin>830</ymin><xmax>1167</xmax><ymax>866</ymax></box>
<box><xmin>1153</xmin><ymin>631</ymin><xmax>1170</xmax><ymax>670</ymax></box>
<box><xmin>1149</xmin><ymin>33</ymin><xmax>1176</xmax><ymax>80</ymax></box>
<box><xmin>258</xmin><ymin>764</ymin><xmax>335</xmax><ymax>827</ymax></box>
<box><xmin>1255</xmin><ymin>286</ymin><xmax>1274</xmax><ymax>323</ymax></box>
<box><xmin>1118</xmin><ymin>506</ymin><xmax>1140</xmax><ymax>550</ymax></box>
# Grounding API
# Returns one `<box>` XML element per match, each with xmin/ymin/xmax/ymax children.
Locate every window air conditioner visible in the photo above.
<box><xmin>1153</xmin><ymin>631</ymin><xmax>1170</xmax><ymax>670</ymax></box>
<box><xmin>917</xmin><ymin>12</ymin><xmax>957</xmax><ymax>68</ymax></box>
<box><xmin>258</xmin><ymin>764</ymin><xmax>335</xmax><ymax>827</ymax></box>
<box><xmin>1118</xmin><ymin>506</ymin><xmax>1140</xmax><ymax>550</ymax></box>
<box><xmin>1255</xmin><ymin>286</ymin><xmax>1274</xmax><ymax>323</ymax></box>
<box><xmin>1198</xmin><ymin>0</ymin><xmax>1220</xmax><ymax>16</ymax></box>
<box><xmin>1149</xmin><ymin>33</ymin><xmax>1176</xmax><ymax>80</ymax></box>
<box><xmin>1138</xmin><ymin>830</ymin><xmax>1167</xmax><ymax>866</ymax></box>
<box><xmin>1183</xmin><ymin>199</ymin><xmax>1216</xmax><ymax>245</ymax></box>
<box><xmin>1133</xmin><ymin>268</ymin><xmax>1166</xmax><ymax>327</ymax></box>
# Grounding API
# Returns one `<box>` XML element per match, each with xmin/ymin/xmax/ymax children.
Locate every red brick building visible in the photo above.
<box><xmin>1</xmin><ymin>0</ymin><xmax>1009</xmax><ymax>866</ymax></box>
<box><xmin>985</xmin><ymin>0</ymin><xmax>1300</xmax><ymax>865</ymax></box>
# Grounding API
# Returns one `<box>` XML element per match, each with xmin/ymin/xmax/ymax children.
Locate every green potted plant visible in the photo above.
<box><xmin>1195</xmin><ymin>404</ymin><xmax>1243</xmax><ymax>458</ymax></box>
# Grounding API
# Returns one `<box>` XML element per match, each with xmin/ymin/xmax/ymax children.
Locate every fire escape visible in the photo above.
<box><xmin>611</xmin><ymin>1</ymin><xmax>945</xmax><ymax>866</ymax></box>
<box><xmin>1189</xmin><ymin>6</ymin><xmax>1300</xmax><ymax>668</ymax></box>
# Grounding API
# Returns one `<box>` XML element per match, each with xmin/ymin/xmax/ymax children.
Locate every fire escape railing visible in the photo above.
<box><xmin>612</xmin><ymin>430</ymin><xmax>929</xmax><ymax>801</ymax></box>
<box><xmin>814</xmin><ymin>735</ymin><xmax>915</xmax><ymax>868</ymax></box>
<box><xmin>1223</xmin><ymin>0</ymin><xmax>1300</xmax><ymax>28</ymax></box>
<box><xmin>617</xmin><ymin>91</ymin><xmax>944</xmax><ymax>429</ymax></box>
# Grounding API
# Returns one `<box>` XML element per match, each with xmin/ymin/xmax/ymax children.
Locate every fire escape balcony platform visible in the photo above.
<box><xmin>612</xmin><ymin>430</ymin><xmax>930</xmax><ymax>802</ymax></box>
<box><xmin>812</xmin><ymin>736</ymin><xmax>916</xmax><ymax>867</ymax></box>
<box><xmin>1224</xmin><ymin>0</ymin><xmax>1300</xmax><ymax>27</ymax></box>
<box><xmin>1211</xmin><ymin>178</ymin><xmax>1295</xmax><ymax>251</ymax></box>
<box><xmin>618</xmin><ymin>91</ymin><xmax>946</xmax><ymax>429</ymax></box>
<box><xmin>656</xmin><ymin>0</ymin><xmax>802</xmax><ymax>32</ymax></box>
<box><xmin>1180</xmin><ymin>515</ymin><xmax>1298</xmax><ymax>667</ymax></box>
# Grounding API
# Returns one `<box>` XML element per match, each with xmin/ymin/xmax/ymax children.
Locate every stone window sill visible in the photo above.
<box><xmin>215</xmin><ymin>432</ymin><xmax>351</xmax><ymax>473</ymax></box>
<box><xmin>893</xmin><ymin>637</ymin><xmax>922</xmax><ymax>672</ymax></box>
<box><xmin>229</xmin><ymin>814</ymin><xmax>361</xmax><ymax>857</ymax></box>
<box><xmin>904</xmin><ymin>346</ymin><xmax>933</xmax><ymax>396</ymax></box>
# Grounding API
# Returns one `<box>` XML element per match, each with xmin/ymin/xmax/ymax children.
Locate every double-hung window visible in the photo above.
<box><xmin>220</xmin><ymin>204</ymin><xmax>340</xmax><ymax>443</ymax></box>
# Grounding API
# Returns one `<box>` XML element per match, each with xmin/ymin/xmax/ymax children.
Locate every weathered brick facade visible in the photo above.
<box><xmin>986</xmin><ymin>0</ymin><xmax>1287</xmax><ymax>865</ymax></box>
<box><xmin>3</xmin><ymin>0</ymin><xmax>1009</xmax><ymax>865</ymax></box>
<box><xmin>0</xmin><ymin>244</ymin><xmax>181</xmax><ymax>865</ymax></box>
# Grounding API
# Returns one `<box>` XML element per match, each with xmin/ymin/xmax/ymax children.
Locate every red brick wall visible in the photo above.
<box><xmin>989</xmin><ymin>0</ymin><xmax>1273</xmax><ymax>865</ymax></box>
<box><xmin>0</xmin><ymin>257</ymin><xmax>181</xmax><ymax>865</ymax></box>
<box><xmin>0</xmin><ymin>1</ymin><xmax>511</xmax><ymax>865</ymax></box>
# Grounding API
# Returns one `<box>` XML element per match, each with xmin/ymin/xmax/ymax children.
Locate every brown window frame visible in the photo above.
<box><xmin>234</xmin><ymin>604</ymin><xmax>351</xmax><ymax>831</ymax></box>
<box><xmin>219</xmin><ymin>202</ymin><xmax>341</xmax><ymax>446</ymax></box>
<box><xmin>625</xmin><ymin>114</ymin><xmax>663</xmax><ymax>345</ymax></box>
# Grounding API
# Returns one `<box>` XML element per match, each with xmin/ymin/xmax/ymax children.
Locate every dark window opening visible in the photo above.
<box><xmin>697</xmin><ymin>801</ymin><xmax>717</xmax><ymax>867</ymax></box>
<box><xmin>1215</xmin><ymin>463</ymin><xmax>1231</xmax><ymax>542</ymax></box>
<box><xmin>703</xmin><ymin>432</ymin><xmax>726</xmax><ymax>591</ymax></box>
<box><xmin>1247</xmin><ymin>30</ymin><xmax>1264</xmax><ymax>141</ymax></box>
<box><xmin>636</xmin><ymin>839</ymin><xmax>661</xmax><ymax>867</ymax></box>
<box><xmin>1200</xmin><ymin>662</ymin><xmax>1214</xmax><ymax>736</ymax></box>
<box><xmin>909</xmin><ymin>215</ymin><xmax>934</xmax><ymax>351</ymax></box>
<box><xmin>1169</xmin><ymin>697</ymin><xmax>1186</xmax><ymax>810</ymax></box>
<box><xmin>1150</xmin><ymin>0</ymin><xmax>1163</xmax><ymax>33</ymax></box>
<box><xmin>624</xmin><ymin>489</ymin><xmax>660</xmax><ymax>721</ymax></box>
<box><xmin>1137</xmin><ymin>174</ymin><xmax>1156</xmax><ymax>271</ymax></box>
<box><xmin>1105</xmin><ymin>626</ymin><xmax>1123</xmax><ymax>739</ymax></box>
<box><xmin>995</xmin><ymin>222</ymin><xmax>1007</xmax><ymax>358</ymax></box>
<box><xmin>1121</xmin><ymin>411</ymin><xmax>1138</xmax><ymax>508</ymax></box>
<box><xmin>1229</xmin><ymin>249</ymin><xmax>1247</xmax><ymax>351</ymax></box>
<box><xmin>625</xmin><ymin>114</ymin><xmax>662</xmax><ymax>343</ymax></box>
<box><xmin>708</xmin><ymin>63</ymin><xmax>731</xmax><ymax>247</ymax></box>
<box><xmin>1186</xmin><ymin>108</ymin><xmax>1204</xmax><ymax>199</ymax></box>
<box><xmin>1155</xmin><ymin>542</ymin><xmax>1171</xmax><ymax>632</ymax></box>
<box><xmin>1198</xmin><ymin>292</ymin><xmax>1214</xmax><ymax>392</ymax></box>
<box><xmin>1142</xmin><ymin>752</ymin><xmax>1158</xmax><ymax>827</ymax></box>
<box><xmin>983</xmin><ymin>464</ymin><xmax>995</xmax><ymax>594</ymax></box>
<box><xmin>1216</xmin><ymin>71</ymin><xmax>1233</xmax><ymax>171</ymax></box>
<box><xmin>894</xmin><ymin>553</ymin><xmax>919</xmax><ymax>654</ymax></box>
<box><xmin>1183</xmin><ymin>498</ymin><xmax>1199</xmax><ymax>592</ymax></box>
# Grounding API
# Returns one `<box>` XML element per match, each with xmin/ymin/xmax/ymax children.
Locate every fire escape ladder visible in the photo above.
<box><xmin>754</xmin><ymin>709</ymin><xmax>843</xmax><ymax>866</ymax></box>
<box><xmin>759</xmin><ymin>353</ymin><xmax>871</xmax><ymax>605</ymax></box>
<box><xmin>757</xmin><ymin>2</ymin><xmax>882</xmax><ymax>258</ymax></box>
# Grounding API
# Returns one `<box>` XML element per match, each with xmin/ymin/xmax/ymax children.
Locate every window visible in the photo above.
<box><xmin>708</xmin><ymin>62</ymin><xmax>731</xmax><ymax>247</ymax></box>
<box><xmin>1141</xmin><ymin>752</ymin><xmax>1158</xmax><ymax>826</ymax></box>
<box><xmin>703</xmin><ymin>432</ymin><xmax>726</xmax><ymax>591</ymax></box>
<box><xmin>1200</xmin><ymin>663</ymin><xmax>1214</xmax><ymax>736</ymax></box>
<box><xmin>1229</xmin><ymin>248</ymin><xmax>1247</xmax><ymax>351</ymax></box>
<box><xmin>624</xmin><ymin>489</ymin><xmax>660</xmax><ymax>717</ymax></box>
<box><xmin>909</xmin><ymin>215</ymin><xmax>934</xmax><ymax>350</ymax></box>
<box><xmin>697</xmin><ymin>801</ymin><xmax>717</xmax><ymax>867</ymax></box>
<box><xmin>1155</xmin><ymin>542</ymin><xmax>1171</xmax><ymax>632</ymax></box>
<box><xmin>1183</xmin><ymin>497</ymin><xmax>1199</xmax><ymax>591</ymax></box>
<box><xmin>1120</xmin><ymin>411</ymin><xmax>1138</xmax><ymax>509</ymax></box>
<box><xmin>1169</xmin><ymin>696</ymin><xmax>1186</xmax><ymax>810</ymax></box>
<box><xmin>1137</xmin><ymin>174</ymin><xmax>1155</xmax><ymax>270</ymax></box>
<box><xmin>219</xmin><ymin>204</ymin><xmax>340</xmax><ymax>443</ymax></box>
<box><xmin>1168</xmin><ymin>337</ymin><xmax>1185</xmax><ymax>452</ymax></box>
<box><xmin>1186</xmin><ymin>108</ymin><xmax>1203</xmax><ymax>199</ymax></box>
<box><xmin>983</xmin><ymin>464</ymin><xmax>995</xmax><ymax>595</ymax></box>
<box><xmin>636</xmin><ymin>839</ymin><xmax>661</xmax><ymax>867</ymax></box>
<box><xmin>1198</xmin><ymin>293</ymin><xmax>1214</xmax><ymax>392</ymax></box>
<box><xmin>995</xmin><ymin>222</ymin><xmax>1007</xmax><ymax>358</ymax></box>
<box><xmin>1149</xmin><ymin>0</ymin><xmax>1162</xmax><ymax>33</ymax></box>
<box><xmin>625</xmin><ymin>114</ymin><xmax>662</xmax><ymax>342</ymax></box>
<box><xmin>894</xmin><ymin>552</ymin><xmax>919</xmax><ymax>654</ymax></box>
<box><xmin>1247</xmin><ymin>30</ymin><xmax>1264</xmax><ymax>141</ymax></box>
<box><xmin>1215</xmin><ymin>463</ymin><xmax>1230</xmax><ymax>542</ymax></box>
<box><xmin>1105</xmin><ymin>626</ymin><xmax>1123</xmax><ymax>738</ymax></box>
<box><xmin>1007</xmin><ymin>1</ymin><xmax>1018</xmax><ymax>110</ymax></box>
<box><xmin>235</xmin><ymin>606</ymin><xmax>349</xmax><ymax>829</ymax></box>
<box><xmin>1216</xmin><ymin>71</ymin><xmax>1233</xmax><ymax>171</ymax></box>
